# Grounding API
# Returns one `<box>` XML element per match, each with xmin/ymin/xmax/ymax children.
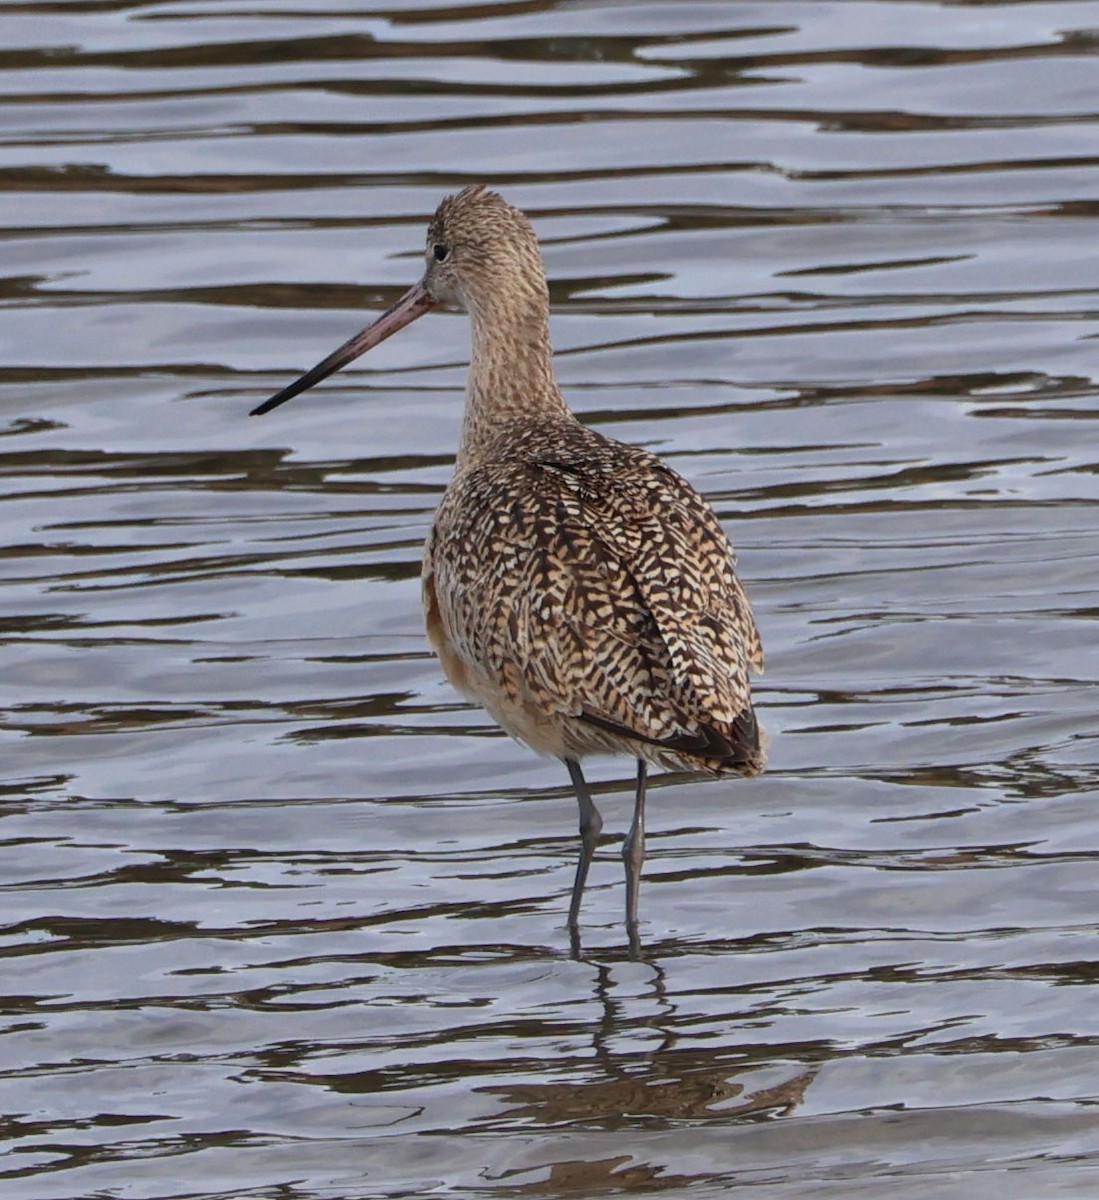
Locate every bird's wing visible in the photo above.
<box><xmin>566</xmin><ymin>448</ymin><xmax>761</xmax><ymax>731</ymax></box>
<box><xmin>590</xmin><ymin>449</ymin><xmax>763</xmax><ymax>708</ymax></box>
<box><xmin>428</xmin><ymin>447</ymin><xmax>761</xmax><ymax>754</ymax></box>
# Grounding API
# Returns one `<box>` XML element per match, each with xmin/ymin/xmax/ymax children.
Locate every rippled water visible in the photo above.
<box><xmin>3</xmin><ymin>1</ymin><xmax>1099</xmax><ymax>1196</ymax></box>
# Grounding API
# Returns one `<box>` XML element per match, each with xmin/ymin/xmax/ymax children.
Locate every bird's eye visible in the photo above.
<box><xmin>432</xmin><ymin>242</ymin><xmax>450</xmax><ymax>262</ymax></box>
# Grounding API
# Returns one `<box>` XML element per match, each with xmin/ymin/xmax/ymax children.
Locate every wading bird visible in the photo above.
<box><xmin>252</xmin><ymin>186</ymin><xmax>764</xmax><ymax>949</ymax></box>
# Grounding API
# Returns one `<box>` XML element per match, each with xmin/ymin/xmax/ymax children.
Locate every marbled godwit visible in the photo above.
<box><xmin>252</xmin><ymin>186</ymin><xmax>764</xmax><ymax>945</ymax></box>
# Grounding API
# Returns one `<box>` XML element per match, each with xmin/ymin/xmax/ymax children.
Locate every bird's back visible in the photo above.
<box><xmin>423</xmin><ymin>419</ymin><xmax>764</xmax><ymax>776</ymax></box>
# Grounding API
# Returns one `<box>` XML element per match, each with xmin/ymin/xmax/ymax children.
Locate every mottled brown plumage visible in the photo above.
<box><xmin>252</xmin><ymin>185</ymin><xmax>765</xmax><ymax>948</ymax></box>
<box><xmin>425</xmin><ymin>421</ymin><xmax>763</xmax><ymax>773</ymax></box>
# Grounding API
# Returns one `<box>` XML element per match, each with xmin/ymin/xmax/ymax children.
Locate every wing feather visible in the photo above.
<box><xmin>426</xmin><ymin>433</ymin><xmax>762</xmax><ymax>767</ymax></box>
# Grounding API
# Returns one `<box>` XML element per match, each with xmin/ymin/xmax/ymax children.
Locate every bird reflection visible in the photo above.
<box><xmin>478</xmin><ymin>955</ymin><xmax>818</xmax><ymax>1138</ymax></box>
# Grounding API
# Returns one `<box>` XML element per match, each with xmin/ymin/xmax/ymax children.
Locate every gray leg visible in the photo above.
<box><xmin>566</xmin><ymin>758</ymin><xmax>602</xmax><ymax>929</ymax></box>
<box><xmin>623</xmin><ymin>759</ymin><xmax>648</xmax><ymax>937</ymax></box>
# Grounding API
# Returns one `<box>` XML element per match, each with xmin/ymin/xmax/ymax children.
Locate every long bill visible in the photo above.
<box><xmin>250</xmin><ymin>281</ymin><xmax>437</xmax><ymax>416</ymax></box>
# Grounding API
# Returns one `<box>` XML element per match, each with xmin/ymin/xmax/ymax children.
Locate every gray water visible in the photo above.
<box><xmin>2</xmin><ymin>1</ymin><xmax>1098</xmax><ymax>1196</ymax></box>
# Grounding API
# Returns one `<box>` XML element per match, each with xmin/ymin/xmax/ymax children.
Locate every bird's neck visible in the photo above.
<box><xmin>457</xmin><ymin>300</ymin><xmax>573</xmax><ymax>467</ymax></box>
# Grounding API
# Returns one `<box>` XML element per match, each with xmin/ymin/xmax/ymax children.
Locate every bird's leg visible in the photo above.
<box><xmin>566</xmin><ymin>758</ymin><xmax>602</xmax><ymax>930</ymax></box>
<box><xmin>623</xmin><ymin>758</ymin><xmax>648</xmax><ymax>941</ymax></box>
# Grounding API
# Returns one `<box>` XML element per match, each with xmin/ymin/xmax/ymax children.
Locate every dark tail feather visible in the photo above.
<box><xmin>579</xmin><ymin>704</ymin><xmax>761</xmax><ymax>770</ymax></box>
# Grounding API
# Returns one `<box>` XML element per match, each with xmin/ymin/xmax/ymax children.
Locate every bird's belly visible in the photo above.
<box><xmin>426</xmin><ymin>616</ymin><xmax>573</xmax><ymax>757</ymax></box>
<box><xmin>422</xmin><ymin>566</ymin><xmax>577</xmax><ymax>758</ymax></box>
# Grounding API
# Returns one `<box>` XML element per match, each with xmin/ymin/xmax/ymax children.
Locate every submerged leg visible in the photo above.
<box><xmin>623</xmin><ymin>759</ymin><xmax>648</xmax><ymax>938</ymax></box>
<box><xmin>566</xmin><ymin>757</ymin><xmax>602</xmax><ymax>929</ymax></box>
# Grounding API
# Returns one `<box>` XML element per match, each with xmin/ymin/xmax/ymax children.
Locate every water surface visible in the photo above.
<box><xmin>2</xmin><ymin>1</ymin><xmax>1098</xmax><ymax>1196</ymax></box>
